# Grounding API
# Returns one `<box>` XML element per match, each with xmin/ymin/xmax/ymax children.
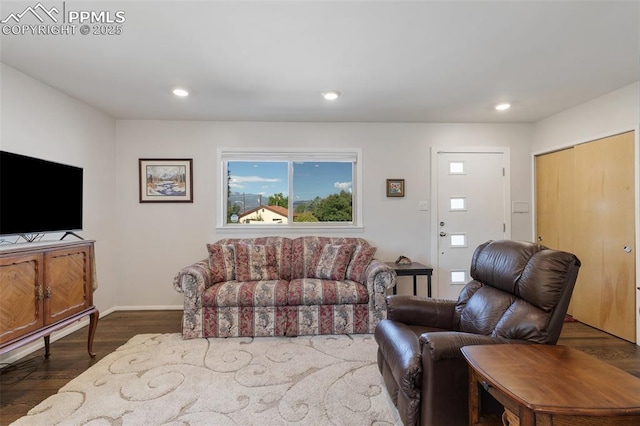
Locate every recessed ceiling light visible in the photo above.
<box><xmin>322</xmin><ymin>91</ymin><xmax>340</xmax><ymax>101</ymax></box>
<box><xmin>173</xmin><ymin>88</ymin><xmax>189</xmax><ymax>97</ymax></box>
<box><xmin>495</xmin><ymin>103</ymin><xmax>511</xmax><ymax>111</ymax></box>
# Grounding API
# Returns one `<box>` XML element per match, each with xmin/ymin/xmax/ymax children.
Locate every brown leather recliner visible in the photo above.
<box><xmin>374</xmin><ymin>240</ymin><xmax>581</xmax><ymax>426</ymax></box>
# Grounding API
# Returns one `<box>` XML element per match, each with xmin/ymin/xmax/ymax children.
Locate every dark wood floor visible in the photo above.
<box><xmin>1</xmin><ymin>311</ymin><xmax>639</xmax><ymax>425</ymax></box>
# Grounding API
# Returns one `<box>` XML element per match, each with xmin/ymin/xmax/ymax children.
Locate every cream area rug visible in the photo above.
<box><xmin>12</xmin><ymin>333</ymin><xmax>401</xmax><ymax>425</ymax></box>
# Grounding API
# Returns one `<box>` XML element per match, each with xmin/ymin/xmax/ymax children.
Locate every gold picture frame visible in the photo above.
<box><xmin>386</xmin><ymin>178</ymin><xmax>405</xmax><ymax>197</ymax></box>
<box><xmin>139</xmin><ymin>158</ymin><xmax>193</xmax><ymax>203</ymax></box>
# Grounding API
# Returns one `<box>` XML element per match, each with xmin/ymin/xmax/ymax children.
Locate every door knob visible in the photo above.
<box><xmin>439</xmin><ymin>232</ymin><xmax>447</xmax><ymax>237</ymax></box>
<box><xmin>624</xmin><ymin>246</ymin><xmax>632</xmax><ymax>253</ymax></box>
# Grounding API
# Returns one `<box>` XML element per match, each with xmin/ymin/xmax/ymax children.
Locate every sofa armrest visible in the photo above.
<box><xmin>386</xmin><ymin>295</ymin><xmax>457</xmax><ymax>329</ymax></box>
<box><xmin>172</xmin><ymin>258</ymin><xmax>213</xmax><ymax>339</ymax></box>
<box><xmin>364</xmin><ymin>259</ymin><xmax>396</xmax><ymax>296</ymax></box>
<box><xmin>173</xmin><ymin>258</ymin><xmax>213</xmax><ymax>298</ymax></box>
<box><xmin>363</xmin><ymin>259</ymin><xmax>396</xmax><ymax>329</ymax></box>
<box><xmin>364</xmin><ymin>258</ymin><xmax>396</xmax><ymax>290</ymax></box>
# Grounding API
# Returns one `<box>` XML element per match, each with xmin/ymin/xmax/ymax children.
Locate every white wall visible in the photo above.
<box><xmin>532</xmin><ymin>82</ymin><xmax>638</xmax><ymax>152</ymax></box>
<box><xmin>0</xmin><ymin>64</ymin><xmax>118</xmax><ymax>346</ymax></box>
<box><xmin>116</xmin><ymin>120</ymin><xmax>533</xmax><ymax>304</ymax></box>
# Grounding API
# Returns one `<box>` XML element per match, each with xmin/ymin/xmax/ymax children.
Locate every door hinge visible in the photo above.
<box><xmin>502</xmin><ymin>167</ymin><xmax>505</xmax><ymax>176</ymax></box>
<box><xmin>503</xmin><ymin>223</ymin><xmax>506</xmax><ymax>232</ymax></box>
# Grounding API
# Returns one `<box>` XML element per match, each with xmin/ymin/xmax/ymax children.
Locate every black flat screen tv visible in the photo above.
<box><xmin>0</xmin><ymin>151</ymin><xmax>83</xmax><ymax>236</ymax></box>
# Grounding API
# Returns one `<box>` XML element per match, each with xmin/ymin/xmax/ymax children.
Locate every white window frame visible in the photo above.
<box><xmin>217</xmin><ymin>148</ymin><xmax>363</xmax><ymax>231</ymax></box>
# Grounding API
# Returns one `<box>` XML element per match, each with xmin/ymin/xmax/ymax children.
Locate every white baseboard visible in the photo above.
<box><xmin>0</xmin><ymin>306</ymin><xmax>182</xmax><ymax>365</ymax></box>
<box><xmin>113</xmin><ymin>305</ymin><xmax>183</xmax><ymax>311</ymax></box>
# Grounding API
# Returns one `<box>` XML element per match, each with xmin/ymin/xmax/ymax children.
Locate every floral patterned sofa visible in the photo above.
<box><xmin>173</xmin><ymin>236</ymin><xmax>397</xmax><ymax>338</ymax></box>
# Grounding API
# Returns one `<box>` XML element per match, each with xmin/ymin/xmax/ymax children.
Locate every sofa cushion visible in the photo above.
<box><xmin>346</xmin><ymin>245</ymin><xmax>377</xmax><ymax>282</ymax></box>
<box><xmin>288</xmin><ymin>278</ymin><xmax>369</xmax><ymax>305</ymax></box>
<box><xmin>206</xmin><ymin>243</ymin><xmax>236</xmax><ymax>283</ymax></box>
<box><xmin>219</xmin><ymin>237</ymin><xmax>292</xmax><ymax>280</ymax></box>
<box><xmin>204</xmin><ymin>280</ymin><xmax>289</xmax><ymax>307</ymax></box>
<box><xmin>309</xmin><ymin>243</ymin><xmax>355</xmax><ymax>280</ymax></box>
<box><xmin>292</xmin><ymin>236</ymin><xmax>372</xmax><ymax>280</ymax></box>
<box><xmin>234</xmin><ymin>244</ymin><xmax>280</xmax><ymax>281</ymax></box>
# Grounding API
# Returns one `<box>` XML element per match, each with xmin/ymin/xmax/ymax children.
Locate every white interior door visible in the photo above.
<box><xmin>432</xmin><ymin>149</ymin><xmax>510</xmax><ymax>300</ymax></box>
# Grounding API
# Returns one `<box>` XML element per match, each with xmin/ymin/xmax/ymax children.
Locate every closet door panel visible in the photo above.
<box><xmin>572</xmin><ymin>131</ymin><xmax>635</xmax><ymax>342</ymax></box>
<box><xmin>535</xmin><ymin>148</ymin><xmax>574</xmax><ymax>252</ymax></box>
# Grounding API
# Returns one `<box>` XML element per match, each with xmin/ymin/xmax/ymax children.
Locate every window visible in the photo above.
<box><xmin>449</xmin><ymin>161</ymin><xmax>465</xmax><ymax>174</ymax></box>
<box><xmin>450</xmin><ymin>197</ymin><xmax>467</xmax><ymax>211</ymax></box>
<box><xmin>219</xmin><ymin>149</ymin><xmax>361</xmax><ymax>228</ymax></box>
<box><xmin>449</xmin><ymin>233</ymin><xmax>467</xmax><ymax>247</ymax></box>
<box><xmin>450</xmin><ymin>270</ymin><xmax>467</xmax><ymax>284</ymax></box>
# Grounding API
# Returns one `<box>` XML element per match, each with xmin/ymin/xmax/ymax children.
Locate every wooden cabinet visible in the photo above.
<box><xmin>0</xmin><ymin>240</ymin><xmax>99</xmax><ymax>358</ymax></box>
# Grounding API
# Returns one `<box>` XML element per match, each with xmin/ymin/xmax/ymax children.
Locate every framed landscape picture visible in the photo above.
<box><xmin>139</xmin><ymin>158</ymin><xmax>193</xmax><ymax>203</ymax></box>
<box><xmin>386</xmin><ymin>178</ymin><xmax>405</xmax><ymax>197</ymax></box>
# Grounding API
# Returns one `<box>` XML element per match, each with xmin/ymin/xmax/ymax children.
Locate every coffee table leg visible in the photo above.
<box><xmin>468</xmin><ymin>367</ymin><xmax>480</xmax><ymax>425</ymax></box>
<box><xmin>519</xmin><ymin>409</ymin><xmax>535</xmax><ymax>426</ymax></box>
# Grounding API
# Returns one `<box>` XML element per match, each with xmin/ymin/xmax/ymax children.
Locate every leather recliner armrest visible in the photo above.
<box><xmin>374</xmin><ymin>320</ymin><xmax>423</xmax><ymax>399</ymax></box>
<box><xmin>420</xmin><ymin>331</ymin><xmax>506</xmax><ymax>361</ymax></box>
<box><xmin>386</xmin><ymin>295</ymin><xmax>457</xmax><ymax>328</ymax></box>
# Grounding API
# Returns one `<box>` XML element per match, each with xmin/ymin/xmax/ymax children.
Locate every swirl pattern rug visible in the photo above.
<box><xmin>12</xmin><ymin>333</ymin><xmax>401</xmax><ymax>425</ymax></box>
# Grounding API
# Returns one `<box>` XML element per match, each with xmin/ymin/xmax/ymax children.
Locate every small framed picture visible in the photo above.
<box><xmin>386</xmin><ymin>178</ymin><xmax>405</xmax><ymax>197</ymax></box>
<box><xmin>139</xmin><ymin>158</ymin><xmax>193</xmax><ymax>203</ymax></box>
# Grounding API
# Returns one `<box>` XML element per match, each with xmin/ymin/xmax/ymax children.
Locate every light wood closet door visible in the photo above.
<box><xmin>572</xmin><ymin>131</ymin><xmax>635</xmax><ymax>342</ymax></box>
<box><xmin>535</xmin><ymin>148</ymin><xmax>574</xmax><ymax>252</ymax></box>
<box><xmin>535</xmin><ymin>147</ymin><xmax>576</xmax><ymax>316</ymax></box>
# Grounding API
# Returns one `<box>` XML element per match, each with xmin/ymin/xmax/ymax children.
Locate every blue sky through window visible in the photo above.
<box><xmin>228</xmin><ymin>161</ymin><xmax>352</xmax><ymax>201</ymax></box>
<box><xmin>228</xmin><ymin>161</ymin><xmax>288</xmax><ymax>196</ymax></box>
<box><xmin>293</xmin><ymin>162</ymin><xmax>352</xmax><ymax>200</ymax></box>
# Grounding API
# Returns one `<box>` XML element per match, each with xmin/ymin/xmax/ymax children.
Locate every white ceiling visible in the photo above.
<box><xmin>1</xmin><ymin>0</ymin><xmax>638</xmax><ymax>123</ymax></box>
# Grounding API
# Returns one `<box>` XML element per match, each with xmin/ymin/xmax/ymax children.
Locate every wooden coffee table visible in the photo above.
<box><xmin>461</xmin><ymin>344</ymin><xmax>640</xmax><ymax>426</ymax></box>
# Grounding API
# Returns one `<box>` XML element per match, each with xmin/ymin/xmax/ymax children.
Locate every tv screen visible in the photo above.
<box><xmin>0</xmin><ymin>151</ymin><xmax>83</xmax><ymax>236</ymax></box>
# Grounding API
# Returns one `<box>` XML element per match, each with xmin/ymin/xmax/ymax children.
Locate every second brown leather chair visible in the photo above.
<box><xmin>374</xmin><ymin>240</ymin><xmax>580</xmax><ymax>425</ymax></box>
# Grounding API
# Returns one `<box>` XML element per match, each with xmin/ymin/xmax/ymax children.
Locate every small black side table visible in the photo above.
<box><xmin>385</xmin><ymin>262</ymin><xmax>434</xmax><ymax>297</ymax></box>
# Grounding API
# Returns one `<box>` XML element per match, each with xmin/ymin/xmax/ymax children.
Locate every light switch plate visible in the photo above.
<box><xmin>512</xmin><ymin>201</ymin><xmax>529</xmax><ymax>213</ymax></box>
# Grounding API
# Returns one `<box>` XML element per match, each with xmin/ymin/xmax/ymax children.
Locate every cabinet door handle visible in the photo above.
<box><xmin>45</xmin><ymin>285</ymin><xmax>52</xmax><ymax>299</ymax></box>
<box><xmin>37</xmin><ymin>285</ymin><xmax>45</xmax><ymax>301</ymax></box>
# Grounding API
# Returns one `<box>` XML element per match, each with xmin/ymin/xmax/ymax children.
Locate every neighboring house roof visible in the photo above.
<box><xmin>238</xmin><ymin>205</ymin><xmax>291</xmax><ymax>221</ymax></box>
<box><xmin>264</xmin><ymin>205</ymin><xmax>289</xmax><ymax>218</ymax></box>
